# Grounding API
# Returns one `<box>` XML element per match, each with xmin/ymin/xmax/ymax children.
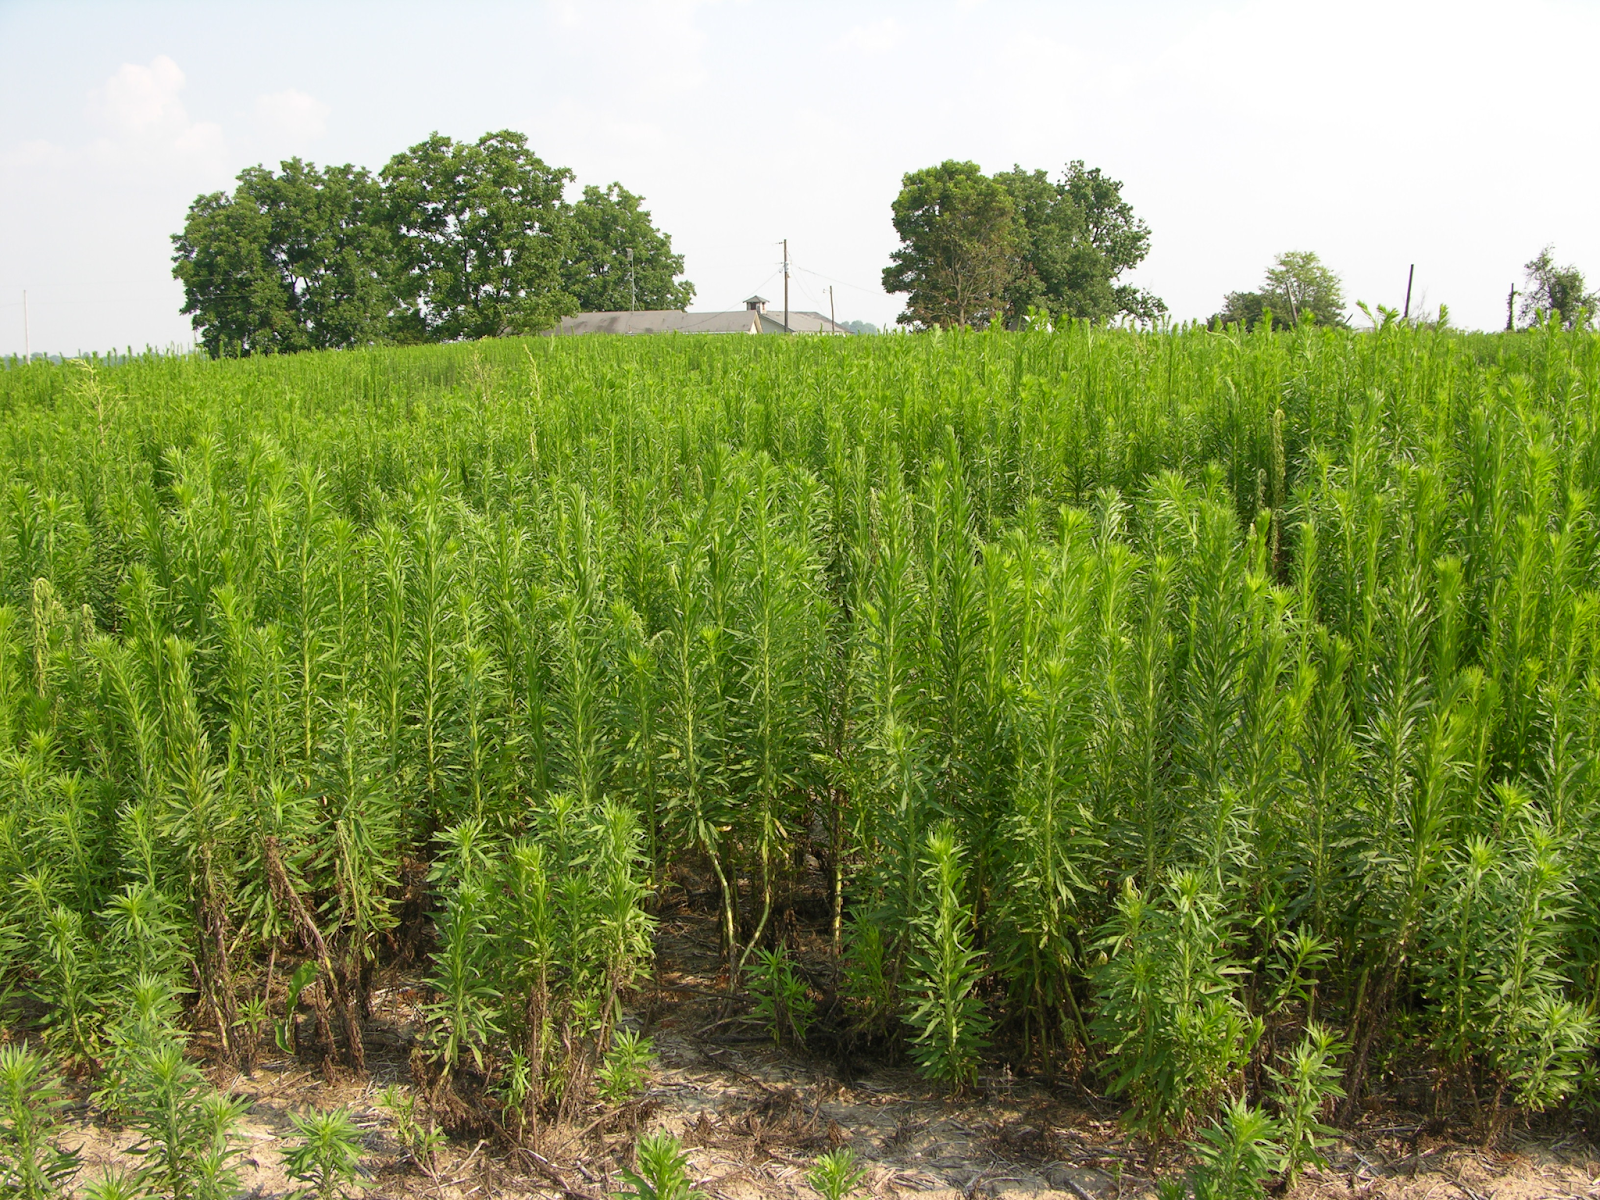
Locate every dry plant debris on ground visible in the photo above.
<box><xmin>51</xmin><ymin>909</ymin><xmax>1600</xmax><ymax>1200</ymax></box>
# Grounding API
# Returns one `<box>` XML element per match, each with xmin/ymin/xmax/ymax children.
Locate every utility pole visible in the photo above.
<box><xmin>1506</xmin><ymin>283</ymin><xmax>1518</xmax><ymax>331</ymax></box>
<box><xmin>782</xmin><ymin>238</ymin><xmax>789</xmax><ymax>333</ymax></box>
<box><xmin>1403</xmin><ymin>264</ymin><xmax>1414</xmax><ymax>320</ymax></box>
<box><xmin>829</xmin><ymin>285</ymin><xmax>836</xmax><ymax>334</ymax></box>
<box><xmin>22</xmin><ymin>291</ymin><xmax>29</xmax><ymax>362</ymax></box>
<box><xmin>627</xmin><ymin>247</ymin><xmax>636</xmax><ymax>313</ymax></box>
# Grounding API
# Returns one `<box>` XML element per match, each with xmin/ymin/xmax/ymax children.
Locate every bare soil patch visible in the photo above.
<box><xmin>48</xmin><ymin>891</ymin><xmax>1600</xmax><ymax>1200</ymax></box>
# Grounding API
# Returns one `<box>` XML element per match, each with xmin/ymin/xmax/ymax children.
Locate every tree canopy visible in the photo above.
<box><xmin>882</xmin><ymin>159</ymin><xmax>1162</xmax><ymax>329</ymax></box>
<box><xmin>881</xmin><ymin>160</ymin><xmax>1020</xmax><ymax>330</ymax></box>
<box><xmin>562</xmin><ymin>183</ymin><xmax>694</xmax><ymax>313</ymax></box>
<box><xmin>381</xmin><ymin>131</ymin><xmax>574</xmax><ymax>342</ymax></box>
<box><xmin>1212</xmin><ymin>250</ymin><xmax>1347</xmax><ymax>330</ymax></box>
<box><xmin>994</xmin><ymin>162</ymin><xmax>1164</xmax><ymax>324</ymax></box>
<box><xmin>172</xmin><ymin>132</ymin><xmax>694</xmax><ymax>356</ymax></box>
<box><xmin>171</xmin><ymin>160</ymin><xmax>392</xmax><ymax>358</ymax></box>
<box><xmin>1519</xmin><ymin>246</ymin><xmax>1595</xmax><ymax>330</ymax></box>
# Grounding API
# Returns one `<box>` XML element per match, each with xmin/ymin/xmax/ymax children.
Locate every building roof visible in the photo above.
<box><xmin>550</xmin><ymin>310</ymin><xmax>763</xmax><ymax>336</ymax></box>
<box><xmin>757</xmin><ymin>310</ymin><xmax>847</xmax><ymax>334</ymax></box>
<box><xmin>549</xmin><ymin>309</ymin><xmax>850</xmax><ymax>336</ymax></box>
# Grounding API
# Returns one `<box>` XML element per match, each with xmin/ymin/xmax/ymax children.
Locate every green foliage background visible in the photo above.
<box><xmin>172</xmin><ymin>131</ymin><xmax>693</xmax><ymax>358</ymax></box>
<box><xmin>1</xmin><ymin>320</ymin><xmax>1598</xmax><ymax>1136</ymax></box>
<box><xmin>883</xmin><ymin>160</ymin><xmax>1162</xmax><ymax>330</ymax></box>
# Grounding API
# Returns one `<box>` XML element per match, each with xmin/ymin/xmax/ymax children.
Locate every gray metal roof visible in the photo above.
<box><xmin>549</xmin><ymin>309</ymin><xmax>850</xmax><ymax>336</ymax></box>
<box><xmin>758</xmin><ymin>310</ymin><xmax>848</xmax><ymax>334</ymax></box>
<box><xmin>549</xmin><ymin>310</ymin><xmax>762</xmax><ymax>336</ymax></box>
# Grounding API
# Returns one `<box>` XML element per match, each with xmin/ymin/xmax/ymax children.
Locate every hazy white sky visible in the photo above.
<box><xmin>2</xmin><ymin>0</ymin><xmax>1598</xmax><ymax>355</ymax></box>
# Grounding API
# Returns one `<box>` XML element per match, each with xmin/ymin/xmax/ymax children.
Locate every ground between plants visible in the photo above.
<box><xmin>45</xmin><ymin>885</ymin><xmax>1600</xmax><ymax>1200</ymax></box>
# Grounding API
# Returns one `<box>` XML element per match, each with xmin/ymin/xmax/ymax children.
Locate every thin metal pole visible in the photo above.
<box><xmin>829</xmin><ymin>285</ymin><xmax>835</xmax><ymax>334</ymax></box>
<box><xmin>783</xmin><ymin>239</ymin><xmax>789</xmax><ymax>333</ymax></box>
<box><xmin>628</xmin><ymin>247</ymin><xmax>635</xmax><ymax>313</ymax></box>
<box><xmin>1403</xmin><ymin>264</ymin><xmax>1414</xmax><ymax>320</ymax></box>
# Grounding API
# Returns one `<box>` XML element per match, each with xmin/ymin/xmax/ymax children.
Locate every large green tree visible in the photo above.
<box><xmin>172</xmin><ymin>159</ymin><xmax>392</xmax><ymax>357</ymax></box>
<box><xmin>381</xmin><ymin>131</ymin><xmax>576</xmax><ymax>341</ymax></box>
<box><xmin>882</xmin><ymin>160</ymin><xmax>1020</xmax><ymax>329</ymax></box>
<box><xmin>172</xmin><ymin>184</ymin><xmax>294</xmax><ymax>358</ymax></box>
<box><xmin>993</xmin><ymin>161</ymin><xmax>1164</xmax><ymax>324</ymax></box>
<box><xmin>175</xmin><ymin>132</ymin><xmax>696</xmax><ymax>356</ymax></box>
<box><xmin>1518</xmin><ymin>246</ymin><xmax>1595</xmax><ymax>330</ymax></box>
<box><xmin>562</xmin><ymin>183</ymin><xmax>694</xmax><ymax>312</ymax></box>
<box><xmin>883</xmin><ymin>159</ymin><xmax>1164</xmax><ymax>329</ymax></box>
<box><xmin>1213</xmin><ymin>250</ymin><xmax>1347</xmax><ymax>330</ymax></box>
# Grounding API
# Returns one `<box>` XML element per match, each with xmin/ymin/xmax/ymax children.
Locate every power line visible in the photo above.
<box><xmin>790</xmin><ymin>262</ymin><xmax>883</xmax><ymax>296</ymax></box>
<box><xmin>739</xmin><ymin>267</ymin><xmax>784</xmax><ymax>306</ymax></box>
<box><xmin>0</xmin><ymin>298</ymin><xmax>180</xmax><ymax>308</ymax></box>
<box><xmin>788</xmin><ymin>271</ymin><xmax>830</xmax><ymax>314</ymax></box>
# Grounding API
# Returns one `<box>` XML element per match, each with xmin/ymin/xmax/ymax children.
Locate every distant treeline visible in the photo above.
<box><xmin>172</xmin><ymin>130</ymin><xmax>694</xmax><ymax>358</ymax></box>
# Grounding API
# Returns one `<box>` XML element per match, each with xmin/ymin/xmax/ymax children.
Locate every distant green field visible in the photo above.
<box><xmin>2</xmin><ymin>324</ymin><xmax>1598</xmax><ymax>1154</ymax></box>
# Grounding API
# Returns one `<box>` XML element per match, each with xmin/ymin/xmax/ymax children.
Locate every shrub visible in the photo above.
<box><xmin>378</xmin><ymin>1086</ymin><xmax>442</xmax><ymax>1175</ymax></box>
<box><xmin>1268</xmin><ymin>1023</ymin><xmax>1345</xmax><ymax>1183</ymax></box>
<box><xmin>283</xmin><ymin>1107</ymin><xmax>366</xmax><ymax>1200</ymax></box>
<box><xmin>596</xmin><ymin>1029</ymin><xmax>655</xmax><ymax>1103</ymax></box>
<box><xmin>614</xmin><ymin>1130</ymin><xmax>705</xmax><ymax>1200</ymax></box>
<box><xmin>79</xmin><ymin>1168</ymin><xmax>148</xmax><ymax>1200</ymax></box>
<box><xmin>1184</xmin><ymin>1099</ymin><xmax>1282</xmax><ymax>1200</ymax></box>
<box><xmin>750</xmin><ymin>947</ymin><xmax>815</xmax><ymax>1048</ymax></box>
<box><xmin>902</xmin><ymin>824</ymin><xmax>990</xmax><ymax>1091</ymax></box>
<box><xmin>0</xmin><ymin>1045</ymin><xmax>80</xmax><ymax>1200</ymax></box>
<box><xmin>839</xmin><ymin>917</ymin><xmax>895</xmax><ymax>1036</ymax></box>
<box><xmin>120</xmin><ymin>1043</ymin><xmax>250</xmax><ymax>1200</ymax></box>
<box><xmin>1091</xmin><ymin>873</ymin><xmax>1259</xmax><ymax>1135</ymax></box>
<box><xmin>807</xmin><ymin>1148</ymin><xmax>868</xmax><ymax>1200</ymax></box>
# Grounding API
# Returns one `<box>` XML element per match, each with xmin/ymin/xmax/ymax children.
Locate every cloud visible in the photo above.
<box><xmin>253</xmin><ymin>89</ymin><xmax>331</xmax><ymax>141</ymax></box>
<box><xmin>84</xmin><ymin>55</ymin><xmax>224</xmax><ymax>162</ymax></box>
<box><xmin>543</xmin><ymin>2</ymin><xmax>711</xmax><ymax>98</ymax></box>
<box><xmin>88</xmin><ymin>54</ymin><xmax>189</xmax><ymax>136</ymax></box>
<box><xmin>0</xmin><ymin>139</ymin><xmax>73</xmax><ymax>171</ymax></box>
<box><xmin>834</xmin><ymin>19</ymin><xmax>901</xmax><ymax>54</ymax></box>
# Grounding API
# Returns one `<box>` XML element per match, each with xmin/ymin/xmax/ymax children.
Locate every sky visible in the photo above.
<box><xmin>2</xmin><ymin>0</ymin><xmax>1598</xmax><ymax>356</ymax></box>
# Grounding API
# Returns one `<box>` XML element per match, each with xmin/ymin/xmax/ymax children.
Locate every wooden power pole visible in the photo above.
<box><xmin>783</xmin><ymin>239</ymin><xmax>789</xmax><ymax>333</ymax></box>
<box><xmin>1403</xmin><ymin>264</ymin><xmax>1414</xmax><ymax>320</ymax></box>
<box><xmin>829</xmin><ymin>285</ymin><xmax>835</xmax><ymax>333</ymax></box>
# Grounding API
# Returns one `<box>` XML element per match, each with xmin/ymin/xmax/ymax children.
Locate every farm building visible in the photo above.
<box><xmin>550</xmin><ymin>295</ymin><xmax>849</xmax><ymax>336</ymax></box>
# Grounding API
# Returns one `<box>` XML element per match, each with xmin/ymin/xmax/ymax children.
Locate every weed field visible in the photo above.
<box><xmin>1</xmin><ymin>324</ymin><xmax>1598</xmax><ymax>1197</ymax></box>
